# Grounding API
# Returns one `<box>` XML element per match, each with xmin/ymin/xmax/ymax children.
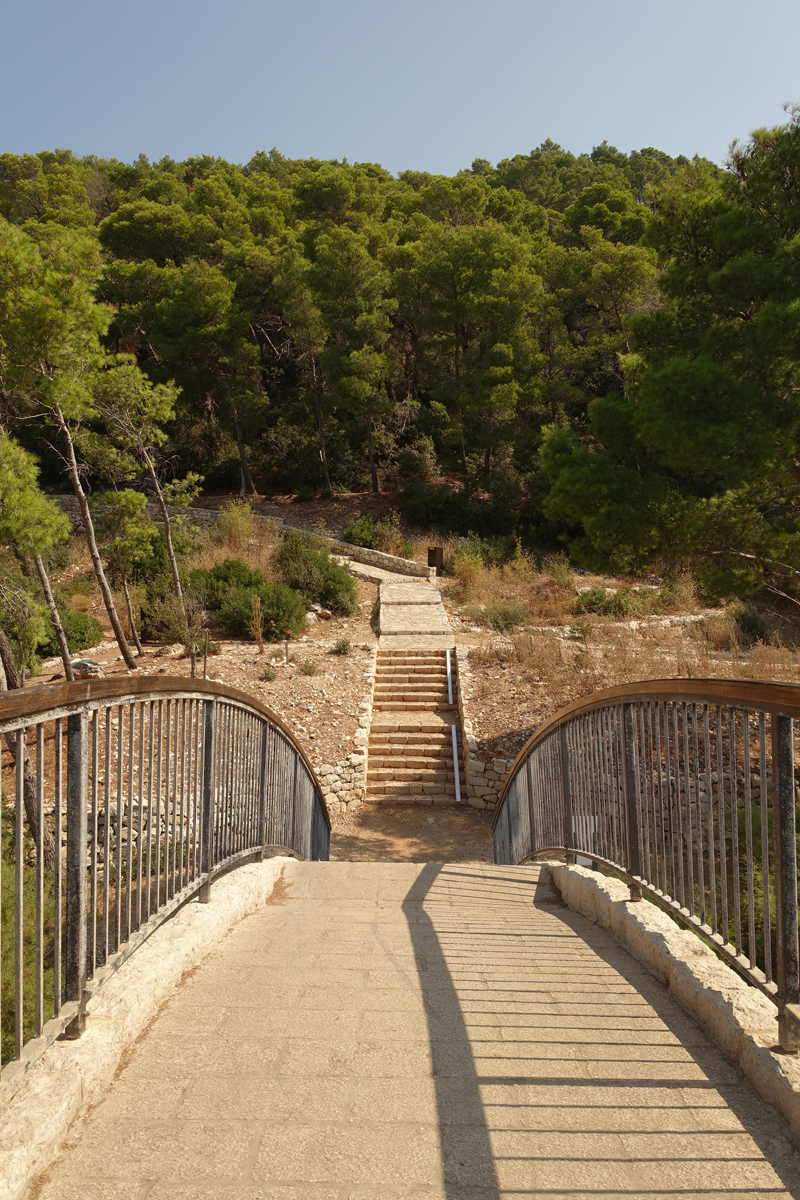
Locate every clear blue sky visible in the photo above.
<box><xmin>1</xmin><ymin>0</ymin><xmax>798</xmax><ymax>174</ymax></box>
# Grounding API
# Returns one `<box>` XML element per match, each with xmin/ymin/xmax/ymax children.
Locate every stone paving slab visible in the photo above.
<box><xmin>376</xmin><ymin>635</ymin><xmax>455</xmax><ymax>651</ymax></box>
<box><xmin>380</xmin><ymin>605</ymin><xmax>452</xmax><ymax>635</ymax></box>
<box><xmin>381</xmin><ymin>583</ymin><xmax>440</xmax><ymax>605</ymax></box>
<box><xmin>30</xmin><ymin>861</ymin><xmax>800</xmax><ymax>1199</ymax></box>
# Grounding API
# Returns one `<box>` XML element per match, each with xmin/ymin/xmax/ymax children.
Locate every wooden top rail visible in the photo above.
<box><xmin>0</xmin><ymin>674</ymin><xmax>329</xmax><ymax>830</ymax></box>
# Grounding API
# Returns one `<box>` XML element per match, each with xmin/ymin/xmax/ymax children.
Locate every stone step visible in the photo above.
<box><xmin>367</xmin><ymin>780</ymin><xmax>457</xmax><ymax>797</ymax></box>
<box><xmin>368</xmin><ymin>740</ymin><xmax>458</xmax><ymax>755</ymax></box>
<box><xmin>368</xmin><ymin>723</ymin><xmax>460</xmax><ymax>737</ymax></box>
<box><xmin>368</xmin><ymin>767</ymin><xmax>453</xmax><ymax>783</ymax></box>
<box><xmin>364</xmin><ymin>794</ymin><xmax>456</xmax><ymax>805</ymax></box>
<box><xmin>376</xmin><ymin>652</ymin><xmax>447</xmax><ymax>662</ymax></box>
<box><xmin>372</xmin><ymin>702</ymin><xmax>458</xmax><ymax>713</ymax></box>
<box><xmin>374</xmin><ymin>671</ymin><xmax>448</xmax><ymax>681</ymax></box>
<box><xmin>367</xmin><ymin>753</ymin><xmax>453</xmax><ymax>772</ymax></box>
<box><xmin>373</xmin><ymin>690</ymin><xmax>451</xmax><ymax>702</ymax></box>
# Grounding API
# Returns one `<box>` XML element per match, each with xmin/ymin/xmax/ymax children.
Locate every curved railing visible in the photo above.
<box><xmin>0</xmin><ymin>676</ymin><xmax>329</xmax><ymax>1099</ymax></box>
<box><xmin>493</xmin><ymin>679</ymin><xmax>800</xmax><ymax>1052</ymax></box>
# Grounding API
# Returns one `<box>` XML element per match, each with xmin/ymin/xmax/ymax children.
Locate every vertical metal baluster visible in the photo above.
<box><xmin>655</xmin><ymin>705</ymin><xmax>667</xmax><ymax>895</ymax></box>
<box><xmin>637</xmin><ymin>706</ymin><xmax>650</xmax><ymax>884</ymax></box>
<box><xmin>178</xmin><ymin>699</ymin><xmax>187</xmax><ymax>892</ymax></box>
<box><xmin>705</xmin><ymin>707</ymin><xmax>717</xmax><ymax>939</ymax></box>
<box><xmin>64</xmin><ymin>709</ymin><xmax>88</xmax><ymax>1039</ymax></box>
<box><xmin>102</xmin><ymin>710</ymin><xmax>111</xmax><ymax>965</ymax></box>
<box><xmin>125</xmin><ymin>702</ymin><xmax>135</xmax><ymax>943</ymax></box>
<box><xmin>759</xmin><ymin>713</ymin><xmax>772</xmax><ymax>983</ymax></box>
<box><xmin>622</xmin><ymin>703</ymin><xmax>642</xmax><ymax>899</ymax></box>
<box><xmin>729</xmin><ymin>709</ymin><xmax>742</xmax><ymax>956</ymax></box>
<box><xmin>171</xmin><ymin>700</ymin><xmax>179</xmax><ymax>899</ymax></box>
<box><xmin>35</xmin><ymin>724</ymin><xmax>44</xmax><ymax>1036</ymax></box>
<box><xmin>598</xmin><ymin>707</ymin><xmax>610</xmax><ymax>862</ymax></box>
<box><xmin>662</xmin><ymin>704</ymin><xmax>675</xmax><ymax>899</ymax></box>
<box><xmin>89</xmin><ymin>712</ymin><xmax>98</xmax><ymax>975</ymax></box>
<box><xmin>743</xmin><ymin>712</ymin><xmax>756</xmax><ymax>969</ymax></box>
<box><xmin>15</xmin><ymin>729</ymin><xmax>24</xmax><ymax>1057</ymax></box>
<box><xmin>682</xmin><ymin>704</ymin><xmax>694</xmax><ymax>917</ymax></box>
<box><xmin>191</xmin><ymin>700</ymin><xmax>201</xmax><ymax>879</ymax></box>
<box><xmin>115</xmin><ymin>705</ymin><xmax>124</xmax><ymax>954</ymax></box>
<box><xmin>559</xmin><ymin>724</ymin><xmax>573</xmax><ymax>859</ymax></box>
<box><xmin>54</xmin><ymin>718</ymin><xmax>62</xmax><ymax>1016</ymax></box>
<box><xmin>199</xmin><ymin>699</ymin><xmax>216</xmax><ymax>903</ymax></box>
<box><xmin>717</xmin><ymin>707</ymin><xmax>729</xmax><ymax>946</ymax></box>
<box><xmin>772</xmin><ymin>714</ymin><xmax>800</xmax><ymax>1052</ymax></box>
<box><xmin>160</xmin><ymin>701</ymin><xmax>169</xmax><ymax>908</ymax></box>
<box><xmin>154</xmin><ymin>701</ymin><xmax>163</xmax><ymax>912</ymax></box>
<box><xmin>672</xmin><ymin>703</ymin><xmax>685</xmax><ymax>909</ymax></box>
<box><xmin>135</xmin><ymin>701</ymin><xmax>145</xmax><ymax>930</ymax></box>
<box><xmin>646</xmin><ymin>705</ymin><xmax>659</xmax><ymax>890</ymax></box>
<box><xmin>692</xmin><ymin>706</ymin><xmax>706</xmax><ymax>927</ymax></box>
<box><xmin>145</xmin><ymin>701</ymin><xmax>154</xmax><ymax>920</ymax></box>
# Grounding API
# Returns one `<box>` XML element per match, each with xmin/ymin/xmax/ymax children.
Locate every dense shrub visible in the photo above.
<box><xmin>188</xmin><ymin>558</ymin><xmax>265</xmax><ymax>610</ymax></box>
<box><xmin>39</xmin><ymin>607</ymin><xmax>104</xmax><ymax>658</ymax></box>
<box><xmin>276</xmin><ymin>532</ymin><xmax>357</xmax><ymax>616</ymax></box>
<box><xmin>218</xmin><ymin>583</ymin><xmax>307</xmax><ymax>641</ymax></box>
<box><xmin>395</xmin><ymin>435</ymin><xmax>438</xmax><ymax>483</ymax></box>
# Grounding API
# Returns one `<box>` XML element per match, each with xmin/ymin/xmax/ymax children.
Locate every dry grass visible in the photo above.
<box><xmin>183</xmin><ymin>520</ymin><xmax>282</xmax><ymax>583</ymax></box>
<box><xmin>472</xmin><ymin>622</ymin><xmax>800</xmax><ymax>722</ymax></box>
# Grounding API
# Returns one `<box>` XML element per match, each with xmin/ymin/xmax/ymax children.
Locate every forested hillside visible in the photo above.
<box><xmin>1</xmin><ymin>110</ymin><xmax>799</xmax><ymax>610</ymax></box>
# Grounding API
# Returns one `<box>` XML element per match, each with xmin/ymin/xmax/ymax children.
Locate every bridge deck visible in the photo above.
<box><xmin>32</xmin><ymin>862</ymin><xmax>800</xmax><ymax>1199</ymax></box>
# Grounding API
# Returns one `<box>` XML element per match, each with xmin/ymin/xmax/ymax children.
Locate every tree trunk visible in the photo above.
<box><xmin>54</xmin><ymin>406</ymin><xmax>138</xmax><ymax>671</ymax></box>
<box><xmin>309</xmin><ymin>357</ymin><xmax>332</xmax><ymax>493</ymax></box>
<box><xmin>366</xmin><ymin>415</ymin><xmax>380</xmax><ymax>494</ymax></box>
<box><xmin>138</xmin><ymin>445</ymin><xmax>188</xmax><ymax>637</ymax></box>
<box><xmin>227</xmin><ymin>393</ymin><xmax>257</xmax><ymax>496</ymax></box>
<box><xmin>33</xmin><ymin>554</ymin><xmax>74</xmax><ymax>681</ymax></box>
<box><xmin>0</xmin><ymin>625</ymin><xmax>57</xmax><ymax>871</ymax></box>
<box><xmin>121</xmin><ymin>574</ymin><xmax>144</xmax><ymax>655</ymax></box>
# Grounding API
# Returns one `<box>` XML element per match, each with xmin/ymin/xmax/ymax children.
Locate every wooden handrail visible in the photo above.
<box><xmin>0</xmin><ymin>674</ymin><xmax>329</xmax><ymax>829</ymax></box>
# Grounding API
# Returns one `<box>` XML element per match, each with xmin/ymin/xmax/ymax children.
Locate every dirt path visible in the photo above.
<box><xmin>330</xmin><ymin>802</ymin><xmax>494</xmax><ymax>863</ymax></box>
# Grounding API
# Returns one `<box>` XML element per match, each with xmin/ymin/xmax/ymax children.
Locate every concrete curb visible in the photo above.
<box><xmin>545</xmin><ymin>861</ymin><xmax>800</xmax><ymax>1137</ymax></box>
<box><xmin>0</xmin><ymin>858</ymin><xmax>288</xmax><ymax>1200</ymax></box>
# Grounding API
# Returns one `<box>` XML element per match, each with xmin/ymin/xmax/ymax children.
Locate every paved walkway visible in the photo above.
<box><xmin>32</xmin><ymin>862</ymin><xmax>800</xmax><ymax>1199</ymax></box>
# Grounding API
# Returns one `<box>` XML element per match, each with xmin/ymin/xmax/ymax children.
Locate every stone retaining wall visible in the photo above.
<box><xmin>318</xmin><ymin>645</ymin><xmax>376</xmax><ymax>813</ymax></box>
<box><xmin>58</xmin><ymin>496</ymin><xmax>434</xmax><ymax>579</ymax></box>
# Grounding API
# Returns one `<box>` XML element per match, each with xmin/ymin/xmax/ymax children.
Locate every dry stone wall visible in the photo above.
<box><xmin>58</xmin><ymin>496</ymin><xmax>434</xmax><ymax>578</ymax></box>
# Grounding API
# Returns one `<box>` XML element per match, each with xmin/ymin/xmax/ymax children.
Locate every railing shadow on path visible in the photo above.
<box><xmin>402</xmin><ymin>862</ymin><xmax>800</xmax><ymax>1198</ymax></box>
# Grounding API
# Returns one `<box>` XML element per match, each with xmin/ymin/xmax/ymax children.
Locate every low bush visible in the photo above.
<box><xmin>576</xmin><ymin>587</ymin><xmax>641</xmax><ymax>618</ymax></box>
<box><xmin>736</xmin><ymin>606</ymin><xmax>769</xmax><ymax>643</ymax></box>
<box><xmin>275</xmin><ymin>532</ymin><xmax>357</xmax><ymax>616</ymax></box>
<box><xmin>299</xmin><ymin>661</ymin><xmax>319</xmax><ymax>676</ymax></box>
<box><xmin>333</xmin><ymin>637</ymin><xmax>351</xmax><ymax>655</ymax></box>
<box><xmin>39</xmin><ymin>607</ymin><xmax>104</xmax><ymax>658</ymax></box>
<box><xmin>260</xmin><ymin>666</ymin><xmax>277</xmax><ymax>681</ymax></box>
<box><xmin>218</xmin><ymin>583</ymin><xmax>306</xmax><ymax>642</ymax></box>
<box><xmin>463</xmin><ymin>600</ymin><xmax>529</xmax><ymax>633</ymax></box>
<box><xmin>340</xmin><ymin>511</ymin><xmax>413</xmax><ymax>558</ymax></box>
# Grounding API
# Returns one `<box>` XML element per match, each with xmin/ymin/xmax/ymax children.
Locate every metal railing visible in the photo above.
<box><xmin>492</xmin><ymin>679</ymin><xmax>800</xmax><ymax>1052</ymax></box>
<box><xmin>0</xmin><ymin>676</ymin><xmax>329</xmax><ymax>1100</ymax></box>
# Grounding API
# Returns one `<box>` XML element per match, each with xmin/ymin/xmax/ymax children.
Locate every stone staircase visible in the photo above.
<box><xmin>367</xmin><ymin>649</ymin><xmax>464</xmax><ymax>804</ymax></box>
